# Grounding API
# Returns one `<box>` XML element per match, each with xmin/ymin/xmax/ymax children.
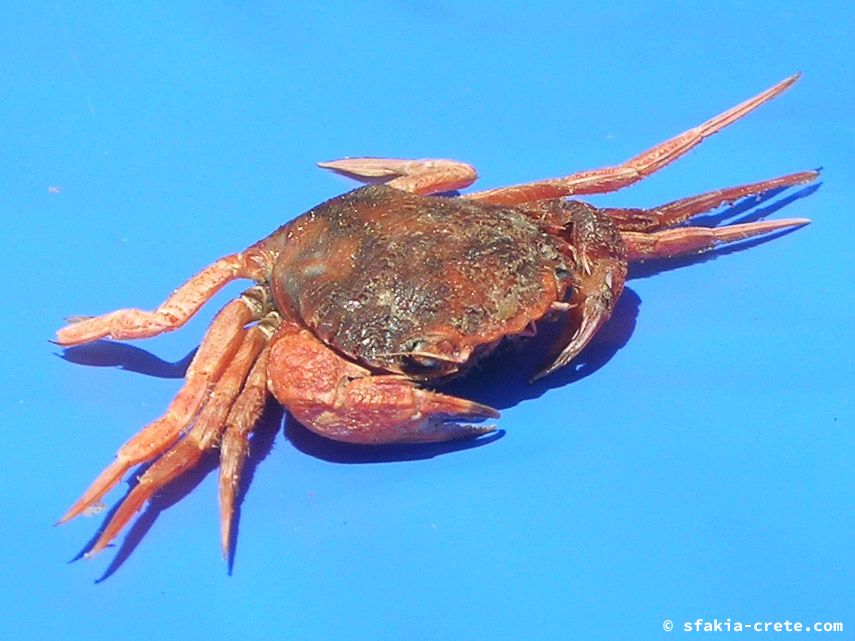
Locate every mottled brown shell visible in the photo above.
<box><xmin>271</xmin><ymin>185</ymin><xmax>570</xmax><ymax>379</ymax></box>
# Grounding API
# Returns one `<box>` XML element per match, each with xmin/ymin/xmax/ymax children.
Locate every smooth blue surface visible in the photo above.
<box><xmin>2</xmin><ymin>3</ymin><xmax>851</xmax><ymax>640</ymax></box>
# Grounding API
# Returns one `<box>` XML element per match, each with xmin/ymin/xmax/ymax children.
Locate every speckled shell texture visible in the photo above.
<box><xmin>272</xmin><ymin>185</ymin><xmax>569</xmax><ymax>378</ymax></box>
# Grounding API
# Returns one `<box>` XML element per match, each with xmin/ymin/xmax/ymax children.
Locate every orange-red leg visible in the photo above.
<box><xmin>622</xmin><ymin>218</ymin><xmax>809</xmax><ymax>261</ymax></box>
<box><xmin>85</xmin><ymin>324</ymin><xmax>269</xmax><ymax>555</ymax></box>
<box><xmin>218</xmin><ymin>340</ymin><xmax>273</xmax><ymax>560</ymax></box>
<box><xmin>317</xmin><ymin>157</ymin><xmax>479</xmax><ymax>195</ymax></box>
<box><xmin>523</xmin><ymin>205</ymin><xmax>628</xmax><ymax>380</ymax></box>
<box><xmin>267</xmin><ymin>321</ymin><xmax>498</xmax><ymax>445</ymax></box>
<box><xmin>465</xmin><ymin>74</ymin><xmax>802</xmax><ymax>206</ymax></box>
<box><xmin>603</xmin><ymin>170</ymin><xmax>819</xmax><ymax>232</ymax></box>
<box><xmin>58</xmin><ymin>287</ymin><xmax>273</xmax><ymax>524</ymax></box>
<box><xmin>55</xmin><ymin>248</ymin><xmax>273</xmax><ymax>346</ymax></box>
<box><xmin>58</xmin><ymin>297</ymin><xmax>259</xmax><ymax>525</ymax></box>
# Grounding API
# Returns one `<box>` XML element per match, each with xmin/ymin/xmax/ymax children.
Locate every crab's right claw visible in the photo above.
<box><xmin>267</xmin><ymin>323</ymin><xmax>498</xmax><ymax>444</ymax></box>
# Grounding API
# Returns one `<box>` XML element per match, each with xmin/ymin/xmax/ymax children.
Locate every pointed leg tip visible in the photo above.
<box><xmin>83</xmin><ymin>543</ymin><xmax>109</xmax><ymax>560</ymax></box>
<box><xmin>57</xmin><ymin>502</ymin><xmax>85</xmax><ymax>525</ymax></box>
<box><xmin>316</xmin><ymin>157</ymin><xmax>416</xmax><ymax>181</ymax></box>
<box><xmin>58</xmin><ymin>461</ymin><xmax>129</xmax><ymax>525</ymax></box>
<box><xmin>84</xmin><ymin>531</ymin><xmax>117</xmax><ymax>558</ymax></box>
<box><xmin>767</xmin><ymin>217</ymin><xmax>811</xmax><ymax>231</ymax></box>
<box><xmin>704</xmin><ymin>217</ymin><xmax>812</xmax><ymax>250</ymax></box>
<box><xmin>768</xmin><ymin>72</ymin><xmax>801</xmax><ymax>95</ymax></box>
<box><xmin>219</xmin><ymin>513</ymin><xmax>235</xmax><ymax>562</ymax></box>
<box><xmin>789</xmin><ymin>219</ymin><xmax>812</xmax><ymax>232</ymax></box>
<box><xmin>794</xmin><ymin>169</ymin><xmax>820</xmax><ymax>184</ymax></box>
<box><xmin>88</xmin><ymin>534</ymin><xmax>116</xmax><ymax>558</ymax></box>
<box><xmin>53</xmin><ymin>330</ymin><xmax>74</xmax><ymax>346</ymax></box>
<box><xmin>317</xmin><ymin>158</ymin><xmax>363</xmax><ymax>168</ymax></box>
<box><xmin>316</xmin><ymin>158</ymin><xmax>382</xmax><ymax>179</ymax></box>
<box><xmin>529</xmin><ymin>364</ymin><xmax>560</xmax><ymax>382</ymax></box>
<box><xmin>82</xmin><ymin>485</ymin><xmax>149</xmax><ymax>557</ymax></box>
<box><xmin>56</xmin><ymin>316</ymin><xmax>98</xmax><ymax>345</ymax></box>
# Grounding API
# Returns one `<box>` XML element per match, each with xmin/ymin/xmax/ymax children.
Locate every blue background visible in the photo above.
<box><xmin>2</xmin><ymin>3</ymin><xmax>851</xmax><ymax>640</ymax></box>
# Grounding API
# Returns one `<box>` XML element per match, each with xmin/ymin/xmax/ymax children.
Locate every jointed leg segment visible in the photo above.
<box><xmin>54</xmin><ymin>242</ymin><xmax>275</xmax><ymax>347</ymax></box>
<box><xmin>317</xmin><ymin>76</ymin><xmax>804</xmax><ymax>210</ymax></box>
<box><xmin>622</xmin><ymin>218</ymin><xmax>810</xmax><ymax>261</ymax></box>
<box><xmin>464</xmin><ymin>74</ymin><xmax>803</xmax><ymax>205</ymax></box>
<box><xmin>56</xmin><ymin>256</ymin><xmax>240</xmax><ymax>346</ymax></box>
<box><xmin>608</xmin><ymin>171</ymin><xmax>817</xmax><ymax>260</ymax></box>
<box><xmin>218</xmin><ymin>345</ymin><xmax>272</xmax><ymax>559</ymax></box>
<box><xmin>602</xmin><ymin>170</ymin><xmax>818</xmax><ymax>232</ymax></box>
<box><xmin>85</xmin><ymin>322</ymin><xmax>271</xmax><ymax>556</ymax></box>
<box><xmin>59</xmin><ymin>283</ymin><xmax>280</xmax><ymax>559</ymax></box>
<box><xmin>318</xmin><ymin>157</ymin><xmax>478</xmax><ymax>195</ymax></box>
<box><xmin>58</xmin><ymin>296</ymin><xmax>258</xmax><ymax>525</ymax></box>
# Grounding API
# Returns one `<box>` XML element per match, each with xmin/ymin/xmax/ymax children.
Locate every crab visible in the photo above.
<box><xmin>57</xmin><ymin>74</ymin><xmax>816</xmax><ymax>561</ymax></box>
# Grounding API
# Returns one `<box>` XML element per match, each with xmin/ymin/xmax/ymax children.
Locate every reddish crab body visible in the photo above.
<box><xmin>273</xmin><ymin>185</ymin><xmax>597</xmax><ymax>381</ymax></box>
<box><xmin>57</xmin><ymin>74</ymin><xmax>817</xmax><ymax>561</ymax></box>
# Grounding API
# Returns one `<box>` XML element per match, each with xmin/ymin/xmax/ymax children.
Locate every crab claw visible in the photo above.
<box><xmin>276</xmin><ymin>370</ymin><xmax>499</xmax><ymax>445</ymax></box>
<box><xmin>267</xmin><ymin>323</ymin><xmax>498</xmax><ymax>444</ymax></box>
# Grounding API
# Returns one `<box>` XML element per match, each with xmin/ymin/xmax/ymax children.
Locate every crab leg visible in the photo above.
<box><xmin>218</xmin><ymin>340</ymin><xmax>273</xmax><ymax>560</ymax></box>
<box><xmin>603</xmin><ymin>170</ymin><xmax>819</xmax><ymax>232</ymax></box>
<box><xmin>58</xmin><ymin>289</ymin><xmax>268</xmax><ymax>525</ymax></box>
<box><xmin>267</xmin><ymin>321</ymin><xmax>498</xmax><ymax>444</ymax></box>
<box><xmin>317</xmin><ymin>157</ymin><xmax>478</xmax><ymax>195</ymax></box>
<box><xmin>55</xmin><ymin>247</ymin><xmax>272</xmax><ymax>346</ymax></box>
<box><xmin>465</xmin><ymin>74</ymin><xmax>802</xmax><ymax>206</ymax></box>
<box><xmin>531</xmin><ymin>207</ymin><xmax>627</xmax><ymax>380</ymax></box>
<box><xmin>622</xmin><ymin>218</ymin><xmax>810</xmax><ymax>261</ymax></box>
<box><xmin>85</xmin><ymin>325</ymin><xmax>268</xmax><ymax>556</ymax></box>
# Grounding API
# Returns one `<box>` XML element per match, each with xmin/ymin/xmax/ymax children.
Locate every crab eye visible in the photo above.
<box><xmin>408</xmin><ymin>354</ymin><xmax>440</xmax><ymax>369</ymax></box>
<box><xmin>401</xmin><ymin>338</ymin><xmax>450</xmax><ymax>371</ymax></box>
<box><xmin>554</xmin><ymin>266</ymin><xmax>571</xmax><ymax>280</ymax></box>
<box><xmin>404</xmin><ymin>338</ymin><xmax>427</xmax><ymax>351</ymax></box>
